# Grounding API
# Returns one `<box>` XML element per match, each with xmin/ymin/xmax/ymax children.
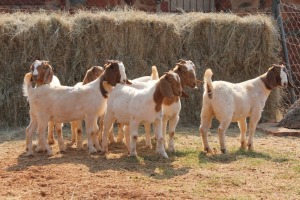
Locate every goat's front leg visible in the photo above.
<box><xmin>55</xmin><ymin>122</ymin><xmax>66</xmax><ymax>152</ymax></box>
<box><xmin>92</xmin><ymin>119</ymin><xmax>101</xmax><ymax>152</ymax></box>
<box><xmin>85</xmin><ymin>117</ymin><xmax>97</xmax><ymax>154</ymax></box>
<box><xmin>47</xmin><ymin>121</ymin><xmax>55</xmax><ymax>145</ymax></box>
<box><xmin>129</xmin><ymin>120</ymin><xmax>139</xmax><ymax>157</ymax></box>
<box><xmin>168</xmin><ymin>114</ymin><xmax>179</xmax><ymax>152</ymax></box>
<box><xmin>102</xmin><ymin>114</ymin><xmax>114</xmax><ymax>153</ymax></box>
<box><xmin>144</xmin><ymin>122</ymin><xmax>152</xmax><ymax>149</ymax></box>
<box><xmin>153</xmin><ymin>119</ymin><xmax>168</xmax><ymax>158</ymax></box>
<box><xmin>238</xmin><ymin>119</ymin><xmax>247</xmax><ymax>149</ymax></box>
<box><xmin>117</xmin><ymin>123</ymin><xmax>125</xmax><ymax>143</ymax></box>
<box><xmin>248</xmin><ymin>113</ymin><xmax>261</xmax><ymax>151</ymax></box>
<box><xmin>124</xmin><ymin>125</ymin><xmax>130</xmax><ymax>154</ymax></box>
<box><xmin>76</xmin><ymin>122</ymin><xmax>83</xmax><ymax>150</ymax></box>
<box><xmin>70</xmin><ymin>121</ymin><xmax>78</xmax><ymax>145</ymax></box>
<box><xmin>26</xmin><ymin>119</ymin><xmax>37</xmax><ymax>156</ymax></box>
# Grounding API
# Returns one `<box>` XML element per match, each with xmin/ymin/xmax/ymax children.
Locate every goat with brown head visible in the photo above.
<box><xmin>30</xmin><ymin>60</ymin><xmax>54</xmax><ymax>87</ymax></box>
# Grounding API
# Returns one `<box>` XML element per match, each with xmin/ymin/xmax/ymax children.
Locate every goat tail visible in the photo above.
<box><xmin>23</xmin><ymin>72</ymin><xmax>33</xmax><ymax>97</ymax></box>
<box><xmin>204</xmin><ymin>68</ymin><xmax>213</xmax><ymax>98</ymax></box>
<box><xmin>151</xmin><ymin>66</ymin><xmax>159</xmax><ymax>80</ymax></box>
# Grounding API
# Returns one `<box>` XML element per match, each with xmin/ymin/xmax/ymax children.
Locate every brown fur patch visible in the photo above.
<box><xmin>99</xmin><ymin>61</ymin><xmax>122</xmax><ymax>98</ymax></box>
<box><xmin>163</xmin><ymin>96</ymin><xmax>179</xmax><ymax>106</ymax></box>
<box><xmin>260</xmin><ymin>64</ymin><xmax>282</xmax><ymax>90</ymax></box>
<box><xmin>31</xmin><ymin>61</ymin><xmax>53</xmax><ymax>87</ymax></box>
<box><xmin>153</xmin><ymin>71</ymin><xmax>182</xmax><ymax>112</ymax></box>
<box><xmin>133</xmin><ymin>136</ymin><xmax>138</xmax><ymax>140</ymax></box>
<box><xmin>170</xmin><ymin>131</ymin><xmax>175</xmax><ymax>136</ymax></box>
<box><xmin>207</xmin><ymin>84</ymin><xmax>213</xmax><ymax>99</ymax></box>
<box><xmin>82</xmin><ymin>66</ymin><xmax>104</xmax><ymax>85</ymax></box>
<box><xmin>100</xmin><ymin>75</ymin><xmax>108</xmax><ymax>98</ymax></box>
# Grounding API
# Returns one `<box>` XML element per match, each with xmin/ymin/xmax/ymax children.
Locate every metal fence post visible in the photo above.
<box><xmin>273</xmin><ymin>0</ymin><xmax>296</xmax><ymax>103</ymax></box>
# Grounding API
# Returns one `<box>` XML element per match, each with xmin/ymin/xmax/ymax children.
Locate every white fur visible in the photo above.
<box><xmin>23</xmin><ymin>62</ymin><xmax>126</xmax><ymax>156</ymax></box>
<box><xmin>32</xmin><ymin>60</ymin><xmax>42</xmax><ymax>75</ymax></box>
<box><xmin>102</xmin><ymin>72</ymin><xmax>182</xmax><ymax>158</ymax></box>
<box><xmin>199</xmin><ymin>67</ymin><xmax>289</xmax><ymax>153</ymax></box>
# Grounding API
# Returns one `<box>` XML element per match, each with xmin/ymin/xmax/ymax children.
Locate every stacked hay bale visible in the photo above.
<box><xmin>0</xmin><ymin>10</ymin><xmax>280</xmax><ymax>127</ymax></box>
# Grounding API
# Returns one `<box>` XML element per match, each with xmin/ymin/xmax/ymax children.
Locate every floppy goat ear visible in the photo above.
<box><xmin>265</xmin><ymin>65</ymin><xmax>278</xmax><ymax>89</ymax></box>
<box><xmin>43</xmin><ymin>64</ymin><xmax>53</xmax><ymax>84</ymax></box>
<box><xmin>104</xmin><ymin>63</ymin><xmax>117</xmax><ymax>86</ymax></box>
<box><xmin>82</xmin><ymin>68</ymin><xmax>94</xmax><ymax>85</ymax></box>
<box><xmin>160</xmin><ymin>73</ymin><xmax>174</xmax><ymax>98</ymax></box>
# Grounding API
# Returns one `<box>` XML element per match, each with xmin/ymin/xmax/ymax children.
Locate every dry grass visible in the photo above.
<box><xmin>0</xmin><ymin>10</ymin><xmax>281</xmax><ymax>127</ymax></box>
<box><xmin>0</xmin><ymin>126</ymin><xmax>299</xmax><ymax>199</ymax></box>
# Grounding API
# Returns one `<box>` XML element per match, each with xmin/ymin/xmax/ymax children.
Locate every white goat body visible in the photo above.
<box><xmin>199</xmin><ymin>65</ymin><xmax>292</xmax><ymax>153</ymax></box>
<box><xmin>23</xmin><ymin>60</ymin><xmax>128</xmax><ymax>156</ymax></box>
<box><xmin>102</xmin><ymin>71</ymin><xmax>183</xmax><ymax>158</ymax></box>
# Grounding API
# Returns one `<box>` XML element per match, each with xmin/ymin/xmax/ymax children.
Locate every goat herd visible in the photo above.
<box><xmin>23</xmin><ymin>59</ymin><xmax>293</xmax><ymax>158</ymax></box>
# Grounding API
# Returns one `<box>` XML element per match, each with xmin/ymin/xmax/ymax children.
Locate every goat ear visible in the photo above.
<box><xmin>266</xmin><ymin>66</ymin><xmax>277</xmax><ymax>89</ymax></box>
<box><xmin>43</xmin><ymin>65</ymin><xmax>53</xmax><ymax>84</ymax></box>
<box><xmin>82</xmin><ymin>68</ymin><xmax>94</xmax><ymax>85</ymax></box>
<box><xmin>104</xmin><ymin>63</ymin><xmax>117</xmax><ymax>86</ymax></box>
<box><xmin>160</xmin><ymin>75</ymin><xmax>174</xmax><ymax>98</ymax></box>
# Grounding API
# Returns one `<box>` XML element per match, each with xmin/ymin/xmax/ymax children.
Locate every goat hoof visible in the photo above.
<box><xmin>129</xmin><ymin>151</ymin><xmax>137</xmax><ymax>157</ymax></box>
<box><xmin>204</xmin><ymin>147</ymin><xmax>213</xmax><ymax>154</ymax></box>
<box><xmin>168</xmin><ymin>146</ymin><xmax>175</xmax><ymax>152</ymax></box>
<box><xmin>48</xmin><ymin>139</ymin><xmax>55</xmax><ymax>145</ymax></box>
<box><xmin>160</xmin><ymin>151</ymin><xmax>169</xmax><ymax>159</ymax></box>
<box><xmin>221</xmin><ymin>149</ymin><xmax>227</xmax><ymax>154</ymax></box>
<box><xmin>247</xmin><ymin>144</ymin><xmax>254</xmax><ymax>151</ymax></box>
<box><xmin>47</xmin><ymin>151</ymin><xmax>54</xmax><ymax>156</ymax></box>
<box><xmin>89</xmin><ymin>147</ymin><xmax>97</xmax><ymax>154</ymax></box>
<box><xmin>26</xmin><ymin>151</ymin><xmax>34</xmax><ymax>157</ymax></box>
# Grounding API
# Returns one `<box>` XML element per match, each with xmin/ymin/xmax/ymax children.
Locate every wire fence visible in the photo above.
<box><xmin>0</xmin><ymin>0</ymin><xmax>299</xmax><ymax>109</ymax></box>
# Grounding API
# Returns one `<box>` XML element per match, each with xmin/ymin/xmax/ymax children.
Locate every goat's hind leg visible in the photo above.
<box><xmin>47</xmin><ymin>121</ymin><xmax>55</xmax><ymax>145</ymax></box>
<box><xmin>199</xmin><ymin>108</ymin><xmax>214</xmax><ymax>153</ymax></box>
<box><xmin>26</xmin><ymin>119</ymin><xmax>37</xmax><ymax>156</ymax></box>
<box><xmin>36</xmin><ymin>122</ymin><xmax>53</xmax><ymax>156</ymax></box>
<box><xmin>217</xmin><ymin>119</ymin><xmax>231</xmax><ymax>154</ymax></box>
<box><xmin>238</xmin><ymin>119</ymin><xmax>247</xmax><ymax>149</ymax></box>
<box><xmin>55</xmin><ymin>122</ymin><xmax>66</xmax><ymax>152</ymax></box>
<box><xmin>144</xmin><ymin>122</ymin><xmax>152</xmax><ymax>149</ymax></box>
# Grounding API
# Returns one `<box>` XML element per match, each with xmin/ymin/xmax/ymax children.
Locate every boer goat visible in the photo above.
<box><xmin>23</xmin><ymin>60</ymin><xmax>129</xmax><ymax>156</ymax></box>
<box><xmin>102</xmin><ymin>71</ymin><xmax>183</xmax><ymax>158</ymax></box>
<box><xmin>199</xmin><ymin>64</ymin><xmax>294</xmax><ymax>153</ymax></box>
<box><xmin>29</xmin><ymin>60</ymin><xmax>64</xmax><ymax>150</ymax></box>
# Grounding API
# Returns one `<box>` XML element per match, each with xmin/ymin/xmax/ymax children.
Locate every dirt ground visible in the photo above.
<box><xmin>0</xmin><ymin>126</ymin><xmax>300</xmax><ymax>199</ymax></box>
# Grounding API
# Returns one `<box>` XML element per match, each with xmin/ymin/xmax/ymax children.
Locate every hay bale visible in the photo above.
<box><xmin>175</xmin><ymin>13</ymin><xmax>281</xmax><ymax>125</ymax></box>
<box><xmin>0</xmin><ymin>10</ymin><xmax>280</xmax><ymax>127</ymax></box>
